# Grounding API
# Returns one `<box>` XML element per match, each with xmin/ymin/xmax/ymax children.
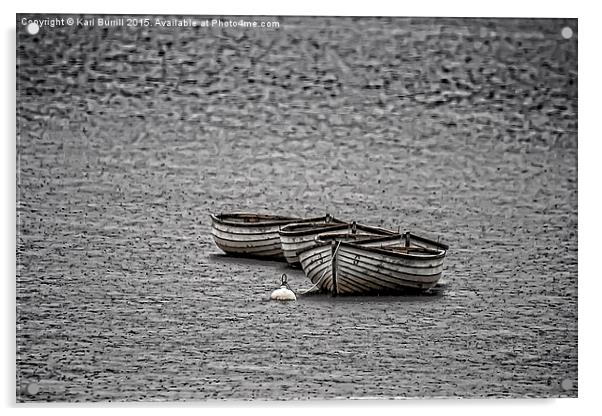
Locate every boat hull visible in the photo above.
<box><xmin>298</xmin><ymin>236</ymin><xmax>447</xmax><ymax>295</ymax></box>
<box><xmin>210</xmin><ymin>213</ymin><xmax>302</xmax><ymax>260</ymax></box>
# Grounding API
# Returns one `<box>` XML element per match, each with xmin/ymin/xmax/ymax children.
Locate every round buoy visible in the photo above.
<box><xmin>270</xmin><ymin>274</ymin><xmax>296</xmax><ymax>301</ymax></box>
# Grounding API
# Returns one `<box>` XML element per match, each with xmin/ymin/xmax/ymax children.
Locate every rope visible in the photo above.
<box><xmin>297</xmin><ymin>267</ymin><xmax>328</xmax><ymax>294</ymax></box>
<box><xmin>297</xmin><ymin>280</ymin><xmax>321</xmax><ymax>294</ymax></box>
<box><xmin>297</xmin><ymin>242</ymin><xmax>341</xmax><ymax>295</ymax></box>
<box><xmin>333</xmin><ymin>241</ymin><xmax>342</xmax><ymax>257</ymax></box>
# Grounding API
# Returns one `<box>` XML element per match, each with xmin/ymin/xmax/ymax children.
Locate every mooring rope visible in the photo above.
<box><xmin>297</xmin><ymin>241</ymin><xmax>341</xmax><ymax>295</ymax></box>
<box><xmin>297</xmin><ymin>266</ymin><xmax>329</xmax><ymax>294</ymax></box>
<box><xmin>297</xmin><ymin>279</ymin><xmax>321</xmax><ymax>294</ymax></box>
<box><xmin>333</xmin><ymin>240</ymin><xmax>342</xmax><ymax>257</ymax></box>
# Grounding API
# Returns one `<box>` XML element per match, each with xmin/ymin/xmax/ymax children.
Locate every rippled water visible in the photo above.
<box><xmin>16</xmin><ymin>15</ymin><xmax>577</xmax><ymax>401</ymax></box>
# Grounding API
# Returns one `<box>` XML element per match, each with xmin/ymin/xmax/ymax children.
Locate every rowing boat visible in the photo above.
<box><xmin>210</xmin><ymin>213</ymin><xmax>303</xmax><ymax>259</ymax></box>
<box><xmin>210</xmin><ymin>213</ymin><xmax>339</xmax><ymax>260</ymax></box>
<box><xmin>279</xmin><ymin>220</ymin><xmax>395</xmax><ymax>266</ymax></box>
<box><xmin>298</xmin><ymin>232</ymin><xmax>448</xmax><ymax>295</ymax></box>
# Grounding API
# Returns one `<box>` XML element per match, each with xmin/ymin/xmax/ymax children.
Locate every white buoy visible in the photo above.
<box><xmin>271</xmin><ymin>274</ymin><xmax>296</xmax><ymax>301</ymax></box>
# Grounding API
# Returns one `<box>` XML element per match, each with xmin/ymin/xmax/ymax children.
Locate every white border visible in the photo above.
<box><xmin>3</xmin><ymin>1</ymin><xmax>597</xmax><ymax>415</ymax></box>
<box><xmin>1</xmin><ymin>0</ymin><xmax>583</xmax><ymax>17</ymax></box>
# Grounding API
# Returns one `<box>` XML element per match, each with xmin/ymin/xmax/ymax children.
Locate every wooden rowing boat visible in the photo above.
<box><xmin>279</xmin><ymin>220</ymin><xmax>395</xmax><ymax>266</ymax></box>
<box><xmin>210</xmin><ymin>213</ymin><xmax>340</xmax><ymax>260</ymax></box>
<box><xmin>298</xmin><ymin>232</ymin><xmax>448</xmax><ymax>295</ymax></box>
<box><xmin>210</xmin><ymin>213</ymin><xmax>302</xmax><ymax>259</ymax></box>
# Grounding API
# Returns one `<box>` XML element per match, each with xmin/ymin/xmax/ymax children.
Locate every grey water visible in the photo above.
<box><xmin>16</xmin><ymin>15</ymin><xmax>577</xmax><ymax>401</ymax></box>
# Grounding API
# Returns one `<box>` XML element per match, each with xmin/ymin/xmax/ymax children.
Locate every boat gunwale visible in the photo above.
<box><xmin>279</xmin><ymin>220</ymin><xmax>394</xmax><ymax>237</ymax></box>
<box><xmin>337</xmin><ymin>248</ymin><xmax>445</xmax><ymax>272</ymax></box>
<box><xmin>211</xmin><ymin>213</ymin><xmax>303</xmax><ymax>228</ymax></box>
<box><xmin>279</xmin><ymin>221</ymin><xmax>348</xmax><ymax>236</ymax></box>
<box><xmin>314</xmin><ymin>234</ymin><xmax>447</xmax><ymax>261</ymax></box>
<box><xmin>294</xmin><ymin>233</ymin><xmax>401</xmax><ymax>258</ymax></box>
<box><xmin>211</xmin><ymin>213</ymin><xmax>351</xmax><ymax>229</ymax></box>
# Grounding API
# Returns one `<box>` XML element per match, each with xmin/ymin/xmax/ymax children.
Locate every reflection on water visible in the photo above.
<box><xmin>16</xmin><ymin>15</ymin><xmax>577</xmax><ymax>401</ymax></box>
